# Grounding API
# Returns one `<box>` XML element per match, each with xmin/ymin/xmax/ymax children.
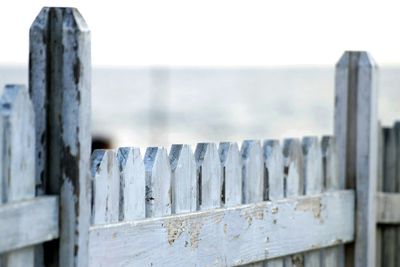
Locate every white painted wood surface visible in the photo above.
<box><xmin>0</xmin><ymin>197</ymin><xmax>59</xmax><ymax>254</ymax></box>
<box><xmin>29</xmin><ymin>7</ymin><xmax>92</xmax><ymax>267</ymax></box>
<box><xmin>195</xmin><ymin>143</ymin><xmax>222</xmax><ymax>210</ymax></box>
<box><xmin>88</xmin><ymin>191</ymin><xmax>354</xmax><ymax>267</ymax></box>
<box><xmin>170</xmin><ymin>144</ymin><xmax>197</xmax><ymax>214</ymax></box>
<box><xmin>302</xmin><ymin>137</ymin><xmax>322</xmax><ymax>267</ymax></box>
<box><xmin>0</xmin><ymin>85</ymin><xmax>36</xmax><ymax>267</ymax></box>
<box><xmin>283</xmin><ymin>138</ymin><xmax>304</xmax><ymax>266</ymax></box>
<box><xmin>264</xmin><ymin>140</ymin><xmax>284</xmax><ymax>267</ymax></box>
<box><xmin>91</xmin><ymin>150</ymin><xmax>120</xmax><ymax>224</ymax></box>
<box><xmin>335</xmin><ymin>51</ymin><xmax>378</xmax><ymax>267</ymax></box>
<box><xmin>321</xmin><ymin>136</ymin><xmax>344</xmax><ymax>267</ymax></box>
<box><xmin>117</xmin><ymin>147</ymin><xmax>145</xmax><ymax>221</ymax></box>
<box><xmin>144</xmin><ymin>147</ymin><xmax>172</xmax><ymax>217</ymax></box>
<box><xmin>241</xmin><ymin>140</ymin><xmax>264</xmax><ymax>267</ymax></box>
<box><xmin>219</xmin><ymin>142</ymin><xmax>241</xmax><ymax>207</ymax></box>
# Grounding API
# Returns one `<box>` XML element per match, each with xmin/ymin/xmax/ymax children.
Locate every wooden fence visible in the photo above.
<box><xmin>0</xmin><ymin>6</ymin><xmax>399</xmax><ymax>267</ymax></box>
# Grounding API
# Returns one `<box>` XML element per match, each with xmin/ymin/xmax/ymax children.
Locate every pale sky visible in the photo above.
<box><xmin>1</xmin><ymin>0</ymin><xmax>399</xmax><ymax>66</ymax></box>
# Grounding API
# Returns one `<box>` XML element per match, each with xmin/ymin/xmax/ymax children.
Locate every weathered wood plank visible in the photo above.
<box><xmin>241</xmin><ymin>140</ymin><xmax>264</xmax><ymax>267</ymax></box>
<box><xmin>335</xmin><ymin>51</ymin><xmax>378</xmax><ymax>267</ymax></box>
<box><xmin>375</xmin><ymin>125</ymin><xmax>384</xmax><ymax>267</ymax></box>
<box><xmin>195</xmin><ymin>143</ymin><xmax>222</xmax><ymax>210</ymax></box>
<box><xmin>321</xmin><ymin>136</ymin><xmax>344</xmax><ymax>267</ymax></box>
<box><xmin>394</xmin><ymin>122</ymin><xmax>400</xmax><ymax>267</ymax></box>
<box><xmin>0</xmin><ymin>197</ymin><xmax>59</xmax><ymax>254</ymax></box>
<box><xmin>283</xmin><ymin>138</ymin><xmax>304</xmax><ymax>266</ymax></box>
<box><xmin>170</xmin><ymin>144</ymin><xmax>197</xmax><ymax>214</ymax></box>
<box><xmin>117</xmin><ymin>147</ymin><xmax>145</xmax><ymax>221</ymax></box>
<box><xmin>219</xmin><ymin>142</ymin><xmax>241</xmax><ymax>207</ymax></box>
<box><xmin>376</xmin><ymin>192</ymin><xmax>400</xmax><ymax>223</ymax></box>
<box><xmin>264</xmin><ymin>140</ymin><xmax>284</xmax><ymax>267</ymax></box>
<box><xmin>302</xmin><ymin>137</ymin><xmax>322</xmax><ymax>267</ymax></box>
<box><xmin>88</xmin><ymin>191</ymin><xmax>355</xmax><ymax>267</ymax></box>
<box><xmin>29</xmin><ymin>7</ymin><xmax>91</xmax><ymax>267</ymax></box>
<box><xmin>91</xmin><ymin>150</ymin><xmax>120</xmax><ymax>224</ymax></box>
<box><xmin>144</xmin><ymin>147</ymin><xmax>172</xmax><ymax>217</ymax></box>
<box><xmin>380</xmin><ymin>127</ymin><xmax>397</xmax><ymax>267</ymax></box>
<box><xmin>0</xmin><ymin>85</ymin><xmax>36</xmax><ymax>266</ymax></box>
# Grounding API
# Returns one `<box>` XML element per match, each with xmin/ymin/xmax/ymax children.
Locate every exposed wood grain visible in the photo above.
<box><xmin>393</xmin><ymin>122</ymin><xmax>400</xmax><ymax>267</ymax></box>
<box><xmin>219</xmin><ymin>142</ymin><xmax>241</xmax><ymax>207</ymax></box>
<box><xmin>335</xmin><ymin>51</ymin><xmax>378</xmax><ymax>267</ymax></box>
<box><xmin>170</xmin><ymin>144</ymin><xmax>197</xmax><ymax>214</ymax></box>
<box><xmin>88</xmin><ymin>191</ymin><xmax>354</xmax><ymax>267</ymax></box>
<box><xmin>117</xmin><ymin>147</ymin><xmax>145</xmax><ymax>221</ymax></box>
<box><xmin>0</xmin><ymin>85</ymin><xmax>36</xmax><ymax>267</ymax></box>
<box><xmin>264</xmin><ymin>140</ymin><xmax>284</xmax><ymax>267</ymax></box>
<box><xmin>144</xmin><ymin>147</ymin><xmax>172</xmax><ymax>217</ymax></box>
<box><xmin>375</xmin><ymin>125</ymin><xmax>383</xmax><ymax>267</ymax></box>
<box><xmin>195</xmin><ymin>143</ymin><xmax>222</xmax><ymax>210</ymax></box>
<box><xmin>0</xmin><ymin>197</ymin><xmax>59</xmax><ymax>254</ymax></box>
<box><xmin>302</xmin><ymin>137</ymin><xmax>322</xmax><ymax>267</ymax></box>
<box><xmin>91</xmin><ymin>150</ymin><xmax>120</xmax><ymax>224</ymax></box>
<box><xmin>29</xmin><ymin>7</ymin><xmax>91</xmax><ymax>267</ymax></box>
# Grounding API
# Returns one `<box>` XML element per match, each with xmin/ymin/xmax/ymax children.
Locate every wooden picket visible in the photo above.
<box><xmin>0</xmin><ymin>86</ymin><xmax>59</xmax><ymax>266</ymax></box>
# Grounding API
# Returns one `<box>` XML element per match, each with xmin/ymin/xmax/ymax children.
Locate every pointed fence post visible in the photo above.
<box><xmin>334</xmin><ymin>51</ymin><xmax>378</xmax><ymax>267</ymax></box>
<box><xmin>29</xmin><ymin>7</ymin><xmax>91</xmax><ymax>267</ymax></box>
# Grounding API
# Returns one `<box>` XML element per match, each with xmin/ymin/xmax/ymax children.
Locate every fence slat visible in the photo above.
<box><xmin>302</xmin><ymin>137</ymin><xmax>322</xmax><ymax>267</ymax></box>
<box><xmin>0</xmin><ymin>85</ymin><xmax>35</xmax><ymax>267</ymax></box>
<box><xmin>195</xmin><ymin>143</ymin><xmax>222</xmax><ymax>210</ymax></box>
<box><xmin>321</xmin><ymin>136</ymin><xmax>344</xmax><ymax>267</ymax></box>
<box><xmin>170</xmin><ymin>144</ymin><xmax>197</xmax><ymax>214</ymax></box>
<box><xmin>91</xmin><ymin>150</ymin><xmax>120</xmax><ymax>224</ymax></box>
<box><xmin>219</xmin><ymin>142</ymin><xmax>241</xmax><ymax>207</ymax></box>
<box><xmin>144</xmin><ymin>147</ymin><xmax>172</xmax><ymax>217</ymax></box>
<box><xmin>380</xmin><ymin>127</ymin><xmax>397</xmax><ymax>267</ymax></box>
<box><xmin>283</xmin><ymin>138</ymin><xmax>304</xmax><ymax>267</ymax></box>
<box><xmin>335</xmin><ymin>51</ymin><xmax>378</xmax><ymax>267</ymax></box>
<box><xmin>29</xmin><ymin>7</ymin><xmax>91</xmax><ymax>267</ymax></box>
<box><xmin>394</xmin><ymin>122</ymin><xmax>400</xmax><ymax>267</ymax></box>
<box><xmin>264</xmin><ymin>140</ymin><xmax>284</xmax><ymax>267</ymax></box>
<box><xmin>117</xmin><ymin>147</ymin><xmax>145</xmax><ymax>221</ymax></box>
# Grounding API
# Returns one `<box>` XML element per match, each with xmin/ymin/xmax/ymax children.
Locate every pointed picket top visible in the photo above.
<box><xmin>264</xmin><ymin>140</ymin><xmax>284</xmax><ymax>201</ymax></box>
<box><xmin>91</xmin><ymin>149</ymin><xmax>120</xmax><ymax>225</ymax></box>
<box><xmin>195</xmin><ymin>143</ymin><xmax>222</xmax><ymax>210</ymax></box>
<box><xmin>336</xmin><ymin>51</ymin><xmax>376</xmax><ymax>69</ymax></box>
<box><xmin>0</xmin><ymin>85</ymin><xmax>35</xmax><ymax>202</ymax></box>
<box><xmin>241</xmin><ymin>140</ymin><xmax>264</xmax><ymax>203</ymax></box>
<box><xmin>321</xmin><ymin>136</ymin><xmax>340</xmax><ymax>191</ymax></box>
<box><xmin>283</xmin><ymin>139</ymin><xmax>304</xmax><ymax>197</ymax></box>
<box><xmin>144</xmin><ymin>147</ymin><xmax>171</xmax><ymax>217</ymax></box>
<box><xmin>117</xmin><ymin>147</ymin><xmax>145</xmax><ymax>221</ymax></box>
<box><xmin>302</xmin><ymin>137</ymin><xmax>323</xmax><ymax>195</ymax></box>
<box><xmin>219</xmin><ymin>142</ymin><xmax>241</xmax><ymax>207</ymax></box>
<box><xmin>169</xmin><ymin>144</ymin><xmax>197</xmax><ymax>214</ymax></box>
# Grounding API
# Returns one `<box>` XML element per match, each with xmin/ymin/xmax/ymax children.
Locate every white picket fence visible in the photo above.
<box><xmin>0</xmin><ymin>5</ymin><xmax>400</xmax><ymax>267</ymax></box>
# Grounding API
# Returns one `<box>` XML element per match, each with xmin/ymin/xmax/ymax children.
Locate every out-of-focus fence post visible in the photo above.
<box><xmin>334</xmin><ymin>51</ymin><xmax>378</xmax><ymax>267</ymax></box>
<box><xmin>29</xmin><ymin>7</ymin><xmax>91</xmax><ymax>267</ymax></box>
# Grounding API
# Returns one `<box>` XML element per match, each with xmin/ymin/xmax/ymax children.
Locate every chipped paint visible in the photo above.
<box><xmin>295</xmin><ymin>197</ymin><xmax>322</xmax><ymax>219</ymax></box>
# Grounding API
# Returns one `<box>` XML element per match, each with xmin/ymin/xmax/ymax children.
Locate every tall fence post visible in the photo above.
<box><xmin>29</xmin><ymin>7</ymin><xmax>91</xmax><ymax>267</ymax></box>
<box><xmin>335</xmin><ymin>51</ymin><xmax>378</xmax><ymax>267</ymax></box>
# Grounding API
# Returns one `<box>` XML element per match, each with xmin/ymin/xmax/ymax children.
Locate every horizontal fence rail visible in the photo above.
<box><xmin>89</xmin><ymin>191</ymin><xmax>354</xmax><ymax>266</ymax></box>
<box><xmin>0</xmin><ymin>197</ymin><xmax>59</xmax><ymax>254</ymax></box>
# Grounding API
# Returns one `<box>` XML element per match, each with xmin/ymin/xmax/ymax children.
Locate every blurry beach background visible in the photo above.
<box><xmin>1</xmin><ymin>0</ymin><xmax>400</xmax><ymax>148</ymax></box>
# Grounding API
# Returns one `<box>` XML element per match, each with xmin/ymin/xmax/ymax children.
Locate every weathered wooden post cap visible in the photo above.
<box><xmin>31</xmin><ymin>7</ymin><xmax>89</xmax><ymax>32</ymax></box>
<box><xmin>336</xmin><ymin>51</ymin><xmax>376</xmax><ymax>68</ymax></box>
